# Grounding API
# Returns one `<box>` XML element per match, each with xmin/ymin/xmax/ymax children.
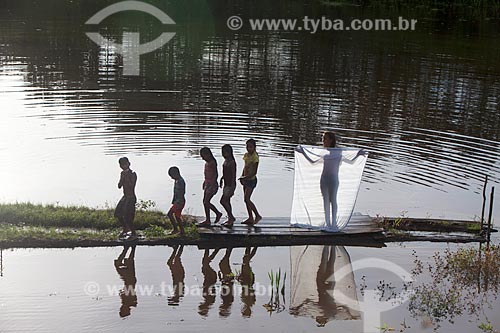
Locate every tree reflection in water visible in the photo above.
<box><xmin>409</xmin><ymin>244</ymin><xmax>500</xmax><ymax>330</ymax></box>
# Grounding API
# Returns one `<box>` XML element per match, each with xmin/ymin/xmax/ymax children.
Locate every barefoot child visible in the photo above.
<box><xmin>220</xmin><ymin>144</ymin><xmax>236</xmax><ymax>228</ymax></box>
<box><xmin>239</xmin><ymin>139</ymin><xmax>262</xmax><ymax>225</ymax></box>
<box><xmin>115</xmin><ymin>157</ymin><xmax>137</xmax><ymax>239</ymax></box>
<box><xmin>198</xmin><ymin>147</ymin><xmax>222</xmax><ymax>227</ymax></box>
<box><xmin>167</xmin><ymin>167</ymin><xmax>186</xmax><ymax>236</ymax></box>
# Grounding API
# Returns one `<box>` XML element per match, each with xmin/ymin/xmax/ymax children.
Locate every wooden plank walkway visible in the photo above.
<box><xmin>197</xmin><ymin>215</ymin><xmax>383</xmax><ymax>237</ymax></box>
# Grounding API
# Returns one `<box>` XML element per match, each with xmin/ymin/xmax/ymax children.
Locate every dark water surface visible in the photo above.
<box><xmin>1</xmin><ymin>2</ymin><xmax>500</xmax><ymax>331</ymax></box>
<box><xmin>0</xmin><ymin>0</ymin><xmax>499</xmax><ymax>221</ymax></box>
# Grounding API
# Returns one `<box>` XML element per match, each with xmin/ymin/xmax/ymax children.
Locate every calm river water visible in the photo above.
<box><xmin>0</xmin><ymin>0</ymin><xmax>499</xmax><ymax>331</ymax></box>
<box><xmin>0</xmin><ymin>0</ymin><xmax>499</xmax><ymax>221</ymax></box>
<box><xmin>1</xmin><ymin>241</ymin><xmax>499</xmax><ymax>332</ymax></box>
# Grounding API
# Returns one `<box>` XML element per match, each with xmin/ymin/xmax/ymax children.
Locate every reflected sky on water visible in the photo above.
<box><xmin>0</xmin><ymin>0</ymin><xmax>499</xmax><ymax>222</ymax></box>
<box><xmin>1</xmin><ymin>242</ymin><xmax>499</xmax><ymax>332</ymax></box>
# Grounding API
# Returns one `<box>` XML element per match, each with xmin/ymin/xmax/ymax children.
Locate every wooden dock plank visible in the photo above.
<box><xmin>194</xmin><ymin>215</ymin><xmax>487</xmax><ymax>245</ymax></box>
<box><xmin>198</xmin><ymin>229</ymin><xmax>383</xmax><ymax>236</ymax></box>
<box><xmin>197</xmin><ymin>215</ymin><xmax>383</xmax><ymax>237</ymax></box>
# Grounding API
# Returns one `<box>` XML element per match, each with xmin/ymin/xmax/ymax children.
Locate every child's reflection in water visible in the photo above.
<box><xmin>199</xmin><ymin>249</ymin><xmax>219</xmax><ymax>317</ymax></box>
<box><xmin>237</xmin><ymin>247</ymin><xmax>258</xmax><ymax>318</ymax></box>
<box><xmin>114</xmin><ymin>245</ymin><xmax>137</xmax><ymax>318</ymax></box>
<box><xmin>167</xmin><ymin>245</ymin><xmax>185</xmax><ymax>306</ymax></box>
<box><xmin>218</xmin><ymin>248</ymin><xmax>235</xmax><ymax>318</ymax></box>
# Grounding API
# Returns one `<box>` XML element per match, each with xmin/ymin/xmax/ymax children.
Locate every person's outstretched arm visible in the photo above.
<box><xmin>295</xmin><ymin>145</ymin><xmax>323</xmax><ymax>164</ymax></box>
<box><xmin>340</xmin><ymin>149</ymin><xmax>369</xmax><ymax>164</ymax></box>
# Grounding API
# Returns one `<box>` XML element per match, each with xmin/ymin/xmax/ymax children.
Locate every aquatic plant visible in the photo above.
<box><xmin>377</xmin><ymin>320</ymin><xmax>409</xmax><ymax>332</ymax></box>
<box><xmin>478</xmin><ymin>322</ymin><xmax>500</xmax><ymax>333</ymax></box>
<box><xmin>409</xmin><ymin>244</ymin><xmax>500</xmax><ymax>329</ymax></box>
<box><xmin>394</xmin><ymin>211</ymin><xmax>408</xmax><ymax>228</ymax></box>
<box><xmin>263</xmin><ymin>268</ymin><xmax>287</xmax><ymax>315</ymax></box>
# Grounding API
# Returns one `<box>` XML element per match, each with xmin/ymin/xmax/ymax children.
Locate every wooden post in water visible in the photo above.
<box><xmin>477</xmin><ymin>242</ymin><xmax>482</xmax><ymax>293</ymax></box>
<box><xmin>0</xmin><ymin>248</ymin><xmax>3</xmax><ymax>277</ymax></box>
<box><xmin>486</xmin><ymin>186</ymin><xmax>495</xmax><ymax>249</ymax></box>
<box><xmin>480</xmin><ymin>175</ymin><xmax>489</xmax><ymax>232</ymax></box>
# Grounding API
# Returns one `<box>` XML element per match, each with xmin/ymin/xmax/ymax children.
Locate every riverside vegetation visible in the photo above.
<box><xmin>0</xmin><ymin>202</ymin><xmax>199</xmax><ymax>245</ymax></box>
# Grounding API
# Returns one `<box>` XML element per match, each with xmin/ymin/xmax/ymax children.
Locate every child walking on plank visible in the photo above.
<box><xmin>167</xmin><ymin>166</ymin><xmax>186</xmax><ymax>236</ymax></box>
<box><xmin>198</xmin><ymin>147</ymin><xmax>222</xmax><ymax>227</ymax></box>
<box><xmin>115</xmin><ymin>157</ymin><xmax>137</xmax><ymax>240</ymax></box>
<box><xmin>220</xmin><ymin>144</ymin><xmax>237</xmax><ymax>228</ymax></box>
<box><xmin>239</xmin><ymin>139</ymin><xmax>262</xmax><ymax>225</ymax></box>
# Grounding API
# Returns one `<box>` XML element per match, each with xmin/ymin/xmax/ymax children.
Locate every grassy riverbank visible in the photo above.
<box><xmin>0</xmin><ymin>203</ymin><xmax>489</xmax><ymax>248</ymax></box>
<box><xmin>0</xmin><ymin>203</ymin><xmax>199</xmax><ymax>245</ymax></box>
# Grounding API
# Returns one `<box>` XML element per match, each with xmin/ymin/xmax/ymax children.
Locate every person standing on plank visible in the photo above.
<box><xmin>239</xmin><ymin>139</ymin><xmax>262</xmax><ymax>225</ymax></box>
<box><xmin>220</xmin><ymin>144</ymin><xmax>237</xmax><ymax>228</ymax></box>
<box><xmin>115</xmin><ymin>157</ymin><xmax>137</xmax><ymax>239</ymax></box>
<box><xmin>167</xmin><ymin>166</ymin><xmax>186</xmax><ymax>236</ymax></box>
<box><xmin>198</xmin><ymin>147</ymin><xmax>222</xmax><ymax>227</ymax></box>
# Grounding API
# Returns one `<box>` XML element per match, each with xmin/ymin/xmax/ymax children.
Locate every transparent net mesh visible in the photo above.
<box><xmin>291</xmin><ymin>146</ymin><xmax>368</xmax><ymax>231</ymax></box>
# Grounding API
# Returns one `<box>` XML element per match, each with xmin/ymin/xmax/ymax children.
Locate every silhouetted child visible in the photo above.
<box><xmin>198</xmin><ymin>147</ymin><xmax>222</xmax><ymax>227</ymax></box>
<box><xmin>321</xmin><ymin>131</ymin><xmax>340</xmax><ymax>229</ymax></box>
<box><xmin>220</xmin><ymin>144</ymin><xmax>237</xmax><ymax>228</ymax></box>
<box><xmin>115</xmin><ymin>157</ymin><xmax>137</xmax><ymax>239</ymax></box>
<box><xmin>239</xmin><ymin>139</ymin><xmax>262</xmax><ymax>225</ymax></box>
<box><xmin>167</xmin><ymin>167</ymin><xmax>185</xmax><ymax>236</ymax></box>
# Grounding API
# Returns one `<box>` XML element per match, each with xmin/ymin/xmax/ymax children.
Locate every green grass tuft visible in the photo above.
<box><xmin>0</xmin><ymin>203</ymin><xmax>200</xmax><ymax>244</ymax></box>
<box><xmin>0</xmin><ymin>202</ymin><xmax>168</xmax><ymax>230</ymax></box>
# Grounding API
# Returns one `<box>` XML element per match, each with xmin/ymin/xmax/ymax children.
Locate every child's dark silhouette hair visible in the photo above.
<box><xmin>246</xmin><ymin>139</ymin><xmax>256</xmax><ymax>147</ymax></box>
<box><xmin>323</xmin><ymin>131</ymin><xmax>336</xmax><ymax>148</ymax></box>
<box><xmin>200</xmin><ymin>147</ymin><xmax>216</xmax><ymax>163</ymax></box>
<box><xmin>222</xmin><ymin>144</ymin><xmax>235</xmax><ymax>161</ymax></box>
<box><xmin>168</xmin><ymin>166</ymin><xmax>180</xmax><ymax>177</ymax></box>
<box><xmin>119</xmin><ymin>157</ymin><xmax>130</xmax><ymax>165</ymax></box>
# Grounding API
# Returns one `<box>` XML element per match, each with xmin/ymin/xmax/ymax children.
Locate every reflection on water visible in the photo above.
<box><xmin>1</xmin><ymin>1</ymin><xmax>500</xmax><ymax>221</ymax></box>
<box><xmin>218</xmin><ymin>247</ymin><xmax>234</xmax><ymax>318</ymax></box>
<box><xmin>237</xmin><ymin>247</ymin><xmax>258</xmax><ymax>318</ymax></box>
<box><xmin>290</xmin><ymin>245</ymin><xmax>360</xmax><ymax>326</ymax></box>
<box><xmin>409</xmin><ymin>243</ymin><xmax>500</xmax><ymax>330</ymax></box>
<box><xmin>1</xmin><ymin>244</ymin><xmax>500</xmax><ymax>332</ymax></box>
<box><xmin>111</xmin><ymin>244</ymin><xmax>361</xmax><ymax>323</ymax></box>
<box><xmin>166</xmin><ymin>245</ymin><xmax>185</xmax><ymax>306</ymax></box>
<box><xmin>113</xmin><ymin>245</ymin><xmax>138</xmax><ymax>318</ymax></box>
<box><xmin>168</xmin><ymin>245</ymin><xmax>361</xmax><ymax>323</ymax></box>
<box><xmin>195</xmin><ymin>247</ymin><xmax>258</xmax><ymax>318</ymax></box>
<box><xmin>199</xmin><ymin>249</ymin><xmax>219</xmax><ymax>317</ymax></box>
